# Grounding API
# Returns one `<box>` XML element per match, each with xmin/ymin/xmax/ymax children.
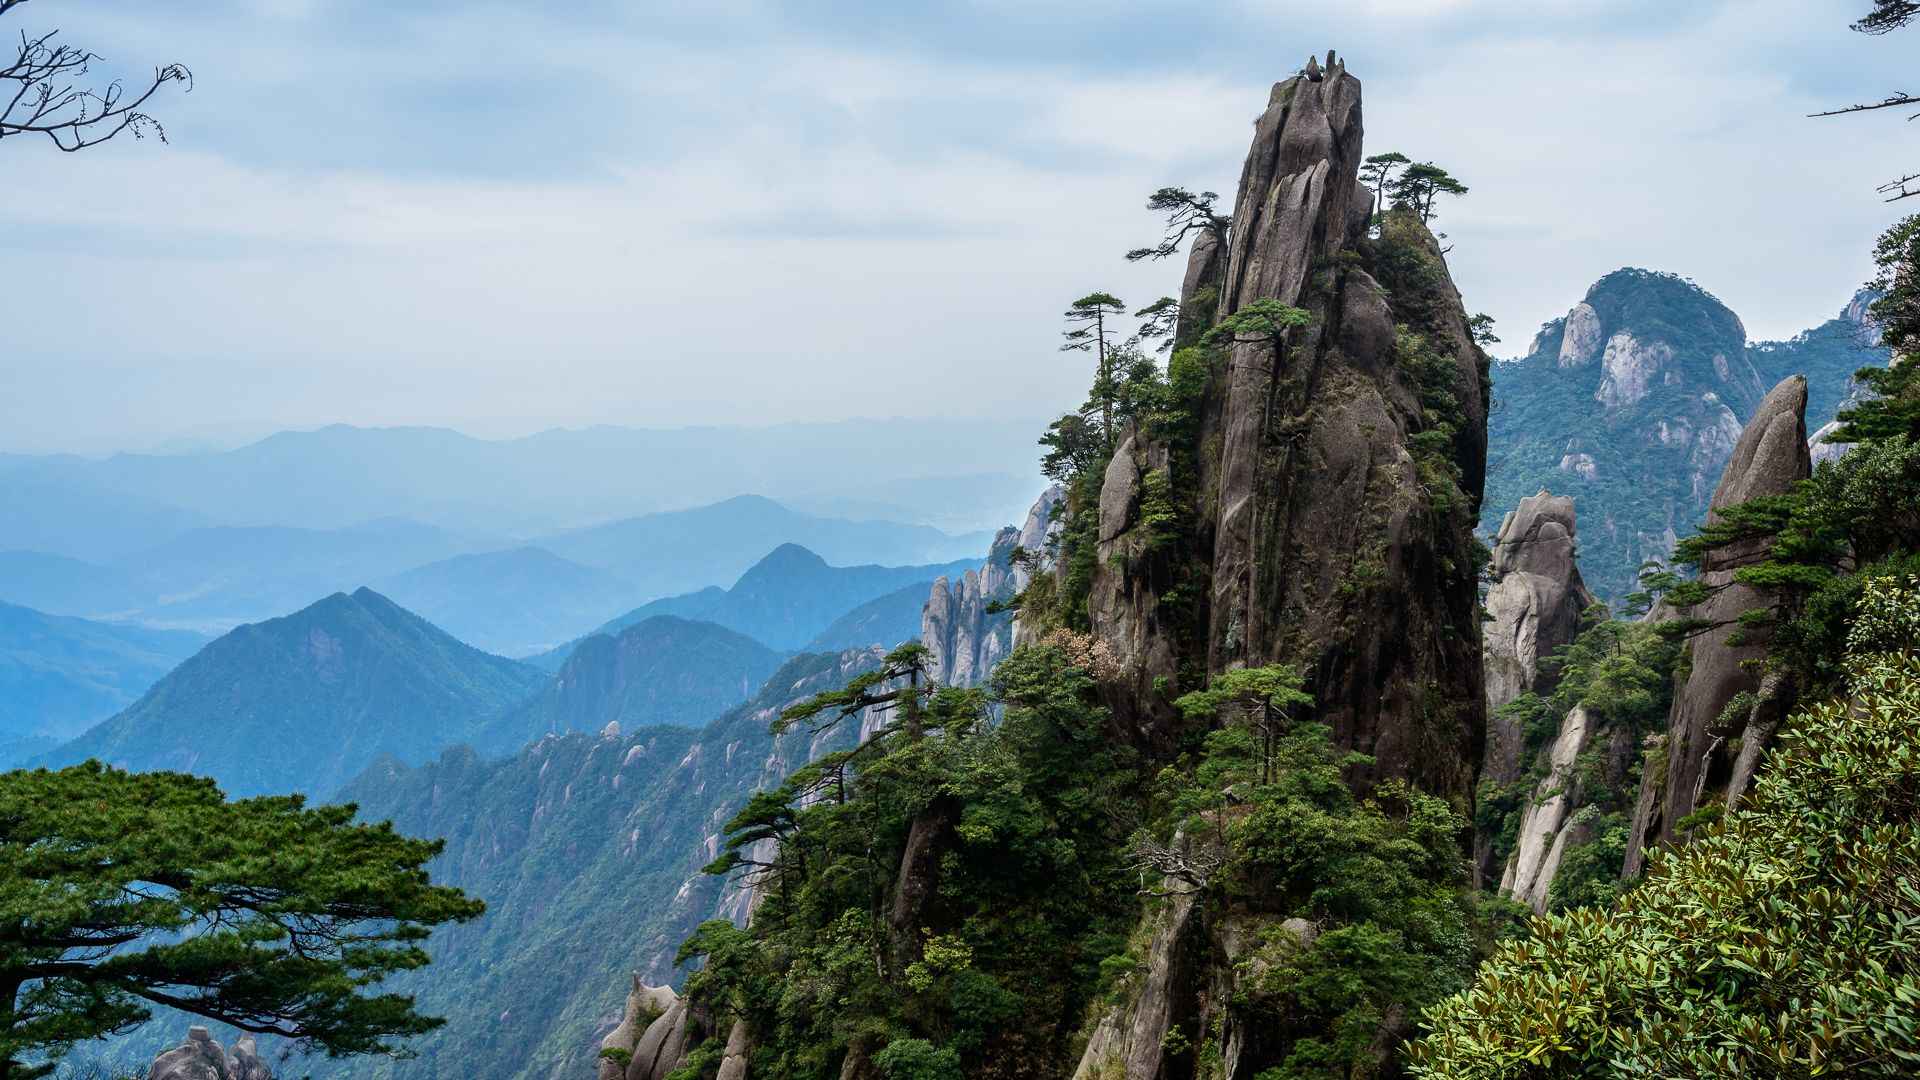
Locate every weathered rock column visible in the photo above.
<box><xmin>1622</xmin><ymin>376</ymin><xmax>1809</xmax><ymax>877</ymax></box>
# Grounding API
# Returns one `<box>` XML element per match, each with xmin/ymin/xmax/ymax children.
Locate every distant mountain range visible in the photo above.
<box><xmin>538</xmin><ymin>496</ymin><xmax>988</xmax><ymax>605</ymax></box>
<box><xmin>802</xmin><ymin>579</ymin><xmax>936</xmax><ymax>653</ymax></box>
<box><xmin>0</xmin><ymin>416</ymin><xmax>1044</xmax><ymax>546</ymax></box>
<box><xmin>0</xmin><ymin>602</ymin><xmax>205</xmax><ymax>762</ymax></box>
<box><xmin>1485</xmin><ymin>274</ymin><xmax>1886</xmax><ymax>600</ymax></box>
<box><xmin>372</xmin><ymin>546</ymin><xmax>645</xmax><ymax>657</ymax></box>
<box><xmin>536</xmin><ymin>541</ymin><xmax>974</xmax><ymax>665</ymax></box>
<box><xmin>0</xmin><ymin>495</ymin><xmax>988</xmax><ymax>646</ymax></box>
<box><xmin>37</xmin><ymin>588</ymin><xmax>546</xmax><ymax>797</ymax></box>
<box><xmin>478</xmin><ymin>615</ymin><xmax>785</xmax><ymax>753</ymax></box>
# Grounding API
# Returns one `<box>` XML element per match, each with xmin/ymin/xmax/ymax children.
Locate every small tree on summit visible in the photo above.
<box><xmin>1125</xmin><ymin>187</ymin><xmax>1231</xmax><ymax>262</ymax></box>
<box><xmin>1388</xmin><ymin>162</ymin><xmax>1469</xmax><ymax>224</ymax></box>
<box><xmin>1359</xmin><ymin>151</ymin><xmax>1411</xmax><ymax>220</ymax></box>
<box><xmin>1062</xmin><ymin>292</ymin><xmax>1128</xmax><ymax>449</ymax></box>
<box><xmin>0</xmin><ymin>0</ymin><xmax>191</xmax><ymax>153</ymax></box>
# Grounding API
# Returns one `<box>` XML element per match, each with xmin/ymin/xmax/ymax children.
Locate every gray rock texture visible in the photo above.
<box><xmin>148</xmin><ymin>1026</ymin><xmax>273</xmax><ymax>1080</ymax></box>
<box><xmin>921</xmin><ymin>486</ymin><xmax>1062</xmax><ymax>687</ymax></box>
<box><xmin>1173</xmin><ymin>55</ymin><xmax>1486</xmax><ymax>800</ymax></box>
<box><xmin>1622</xmin><ymin>375</ymin><xmax>1809</xmax><ymax>878</ymax></box>
<box><xmin>1477</xmin><ymin>490</ymin><xmax>1596</xmax><ymax>883</ymax></box>
<box><xmin>1481</xmin><ymin>492</ymin><xmax>1596</xmax><ymax>777</ymax></box>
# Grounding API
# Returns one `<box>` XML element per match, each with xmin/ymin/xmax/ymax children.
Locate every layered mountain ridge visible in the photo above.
<box><xmin>36</xmin><ymin>588</ymin><xmax>546</xmax><ymax>797</ymax></box>
<box><xmin>1486</xmin><ymin>272</ymin><xmax>1885</xmax><ymax>600</ymax></box>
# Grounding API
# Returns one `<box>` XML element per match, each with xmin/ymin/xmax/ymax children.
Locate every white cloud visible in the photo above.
<box><xmin>1</xmin><ymin>0</ymin><xmax>1913</xmax><ymax>453</ymax></box>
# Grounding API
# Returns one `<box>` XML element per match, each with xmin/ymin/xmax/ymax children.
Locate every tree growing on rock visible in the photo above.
<box><xmin>1360</xmin><ymin>151</ymin><xmax>1412</xmax><ymax>220</ymax></box>
<box><xmin>1173</xmin><ymin>664</ymin><xmax>1312</xmax><ymax>784</ymax></box>
<box><xmin>1061</xmin><ymin>292</ymin><xmax>1127</xmax><ymax>449</ymax></box>
<box><xmin>0</xmin><ymin>763</ymin><xmax>483</xmax><ymax>1078</ymax></box>
<box><xmin>1124</xmin><ymin>187</ymin><xmax>1230</xmax><ymax>262</ymax></box>
<box><xmin>0</xmin><ymin>0</ymin><xmax>191</xmax><ymax>153</ymax></box>
<box><xmin>1389</xmin><ymin>162</ymin><xmax>1469</xmax><ymax>224</ymax></box>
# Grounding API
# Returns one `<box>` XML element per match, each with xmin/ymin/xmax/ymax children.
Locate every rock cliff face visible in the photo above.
<box><xmin>148</xmin><ymin>1027</ymin><xmax>273</xmax><ymax>1080</ymax></box>
<box><xmin>1622</xmin><ymin>376</ymin><xmax>1810</xmax><ymax>877</ymax></box>
<box><xmin>1089</xmin><ymin>52</ymin><xmax>1488</xmax><ymax>801</ymax></box>
<box><xmin>921</xmin><ymin>487</ymin><xmax>1062</xmax><ymax>687</ymax></box>
<box><xmin>1072</xmin><ymin>52</ymin><xmax>1490</xmax><ymax>1080</ymax></box>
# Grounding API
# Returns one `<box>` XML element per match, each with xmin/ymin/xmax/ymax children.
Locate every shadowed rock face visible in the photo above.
<box><xmin>1092</xmin><ymin>53</ymin><xmax>1488</xmax><ymax>802</ymax></box>
<box><xmin>1074</xmin><ymin>53</ymin><xmax>1490</xmax><ymax>1080</ymax></box>
<box><xmin>1623</xmin><ymin>375</ymin><xmax>1809</xmax><ymax>878</ymax></box>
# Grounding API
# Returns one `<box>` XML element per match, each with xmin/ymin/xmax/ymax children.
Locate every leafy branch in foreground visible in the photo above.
<box><xmin>0</xmin><ymin>763</ymin><xmax>483</xmax><ymax>1077</ymax></box>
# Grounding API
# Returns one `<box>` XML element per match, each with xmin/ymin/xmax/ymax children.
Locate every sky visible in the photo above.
<box><xmin>2</xmin><ymin>0</ymin><xmax>1914</xmax><ymax>454</ymax></box>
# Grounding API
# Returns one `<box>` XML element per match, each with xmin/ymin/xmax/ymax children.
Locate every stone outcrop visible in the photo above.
<box><xmin>921</xmin><ymin>486</ymin><xmax>1062</xmax><ymax>687</ymax></box>
<box><xmin>1595</xmin><ymin>331</ymin><xmax>1675</xmax><ymax>408</ymax></box>
<box><xmin>1557</xmin><ymin>302</ymin><xmax>1603</xmax><ymax>367</ymax></box>
<box><xmin>1073</xmin><ymin>52</ymin><xmax>1490</xmax><ymax>1079</ymax></box>
<box><xmin>1623</xmin><ymin>375</ymin><xmax>1810</xmax><ymax>877</ymax></box>
<box><xmin>1477</xmin><ymin>490</ymin><xmax>1596</xmax><ymax>883</ymax></box>
<box><xmin>598</xmin><ymin>977</ymin><xmax>681</xmax><ymax>1080</ymax></box>
<box><xmin>148</xmin><ymin>1027</ymin><xmax>273</xmax><ymax>1080</ymax></box>
<box><xmin>596</xmin><ymin>980</ymin><xmax>718</xmax><ymax>1080</ymax></box>
<box><xmin>1483</xmin><ymin>491</ymin><xmax>1595</xmax><ymax>723</ymax></box>
<box><xmin>1153</xmin><ymin>51</ymin><xmax>1486</xmax><ymax>800</ymax></box>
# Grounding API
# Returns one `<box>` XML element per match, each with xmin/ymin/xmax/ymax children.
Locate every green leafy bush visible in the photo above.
<box><xmin>1411</xmin><ymin>575</ymin><xmax>1920</xmax><ymax>1078</ymax></box>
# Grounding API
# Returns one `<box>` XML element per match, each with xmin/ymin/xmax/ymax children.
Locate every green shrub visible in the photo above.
<box><xmin>1411</xmin><ymin>575</ymin><xmax>1920</xmax><ymax>1078</ymax></box>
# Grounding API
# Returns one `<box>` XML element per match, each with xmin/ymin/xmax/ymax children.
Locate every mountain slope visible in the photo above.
<box><xmin>374</xmin><ymin>547</ymin><xmax>645</xmax><ymax>657</ymax></box>
<box><xmin>39</xmin><ymin>588</ymin><xmax>545</xmax><ymax>797</ymax></box>
<box><xmin>478</xmin><ymin>616</ymin><xmax>785</xmax><ymax>752</ymax></box>
<box><xmin>0</xmin><ymin>602</ymin><xmax>205</xmax><ymax>750</ymax></box>
<box><xmin>320</xmin><ymin>649</ymin><xmax>887</xmax><ymax>1080</ymax></box>
<box><xmin>1485</xmin><ymin>273</ymin><xmax>1888</xmax><ymax>600</ymax></box>
<box><xmin>801</xmin><ymin>580</ymin><xmax>934</xmax><ymax>652</ymax></box>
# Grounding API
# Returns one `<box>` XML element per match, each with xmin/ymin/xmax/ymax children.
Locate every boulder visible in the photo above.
<box><xmin>148</xmin><ymin>1026</ymin><xmax>242</xmax><ymax>1080</ymax></box>
<box><xmin>228</xmin><ymin>1037</ymin><xmax>272</xmax><ymax>1080</ymax></box>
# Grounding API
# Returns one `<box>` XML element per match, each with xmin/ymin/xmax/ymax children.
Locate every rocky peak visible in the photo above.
<box><xmin>1622</xmin><ymin>375</ymin><xmax>1809</xmax><ymax>877</ymax></box>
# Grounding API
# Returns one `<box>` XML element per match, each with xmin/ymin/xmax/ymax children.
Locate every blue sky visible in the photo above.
<box><xmin>3</xmin><ymin>0</ymin><xmax>1913</xmax><ymax>453</ymax></box>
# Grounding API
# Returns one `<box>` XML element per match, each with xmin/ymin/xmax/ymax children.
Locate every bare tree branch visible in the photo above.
<box><xmin>0</xmin><ymin>10</ymin><xmax>191</xmax><ymax>153</ymax></box>
<box><xmin>1810</xmin><ymin>92</ymin><xmax>1920</xmax><ymax>119</ymax></box>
